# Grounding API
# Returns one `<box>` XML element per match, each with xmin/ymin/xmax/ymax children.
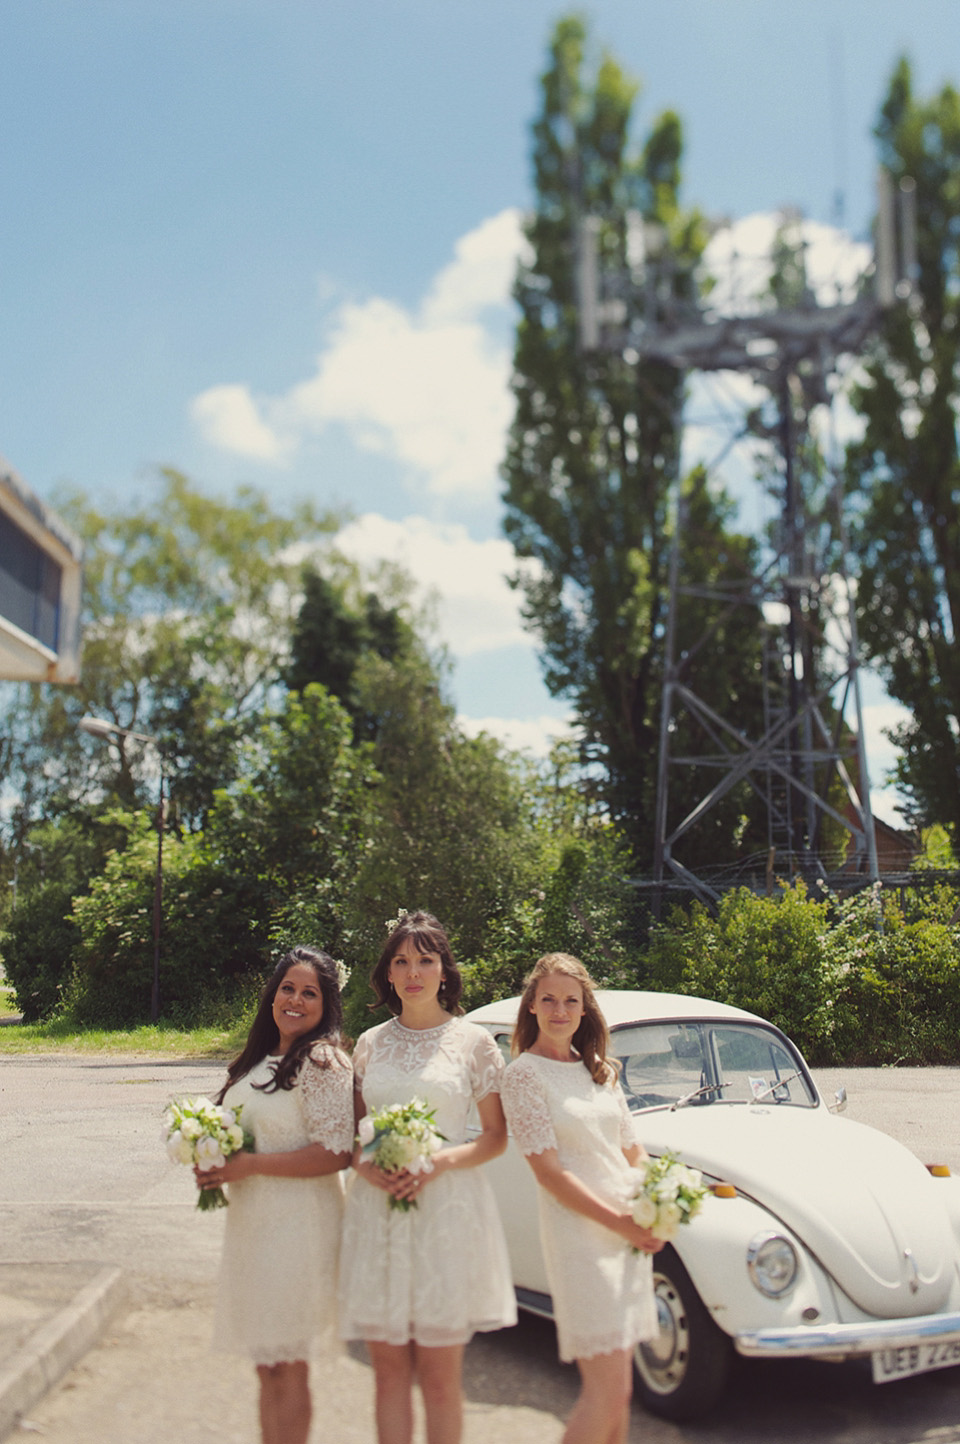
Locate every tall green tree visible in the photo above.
<box><xmin>502</xmin><ymin>16</ymin><xmax>764</xmax><ymax>868</ymax></box>
<box><xmin>847</xmin><ymin>59</ymin><xmax>960</xmax><ymax>833</ymax></box>
<box><xmin>343</xmin><ymin>647</ymin><xmax>540</xmax><ymax>959</ymax></box>
<box><xmin>1</xmin><ymin>471</ymin><xmax>339</xmax><ymax>835</ymax></box>
<box><xmin>285</xmin><ymin>566</ymin><xmax>415</xmax><ymax>740</ymax></box>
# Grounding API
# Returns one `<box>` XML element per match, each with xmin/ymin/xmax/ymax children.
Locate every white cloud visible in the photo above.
<box><xmin>333</xmin><ymin>512</ymin><xmax>536</xmax><ymax>656</ymax></box>
<box><xmin>285</xmin><ymin>296</ymin><xmax>513</xmax><ymax>495</ymax></box>
<box><xmin>458</xmin><ymin>713</ymin><xmax>574</xmax><ymax>757</ymax></box>
<box><xmin>190</xmin><ymin>208</ymin><xmax>525</xmax><ymax>497</ymax></box>
<box><xmin>422</xmin><ymin>209</ymin><xmax>529</xmax><ymax>326</ymax></box>
<box><xmin>189</xmin><ymin>384</ymin><xmax>290</xmax><ymax>463</ymax></box>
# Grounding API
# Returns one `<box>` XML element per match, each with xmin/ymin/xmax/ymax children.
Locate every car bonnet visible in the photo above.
<box><xmin>636</xmin><ymin>1105</ymin><xmax>957</xmax><ymax>1319</ymax></box>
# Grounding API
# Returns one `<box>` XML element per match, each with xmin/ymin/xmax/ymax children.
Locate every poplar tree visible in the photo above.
<box><xmin>847</xmin><ymin>59</ymin><xmax>960</xmax><ymax>833</ymax></box>
<box><xmin>502</xmin><ymin>16</ymin><xmax>764</xmax><ymax>869</ymax></box>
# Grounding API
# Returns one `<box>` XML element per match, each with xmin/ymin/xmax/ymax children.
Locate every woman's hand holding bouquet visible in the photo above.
<box><xmin>356</xmin><ymin>1098</ymin><xmax>446</xmax><ymax>1211</ymax></box>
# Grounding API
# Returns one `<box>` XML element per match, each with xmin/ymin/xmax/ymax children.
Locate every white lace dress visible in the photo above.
<box><xmin>212</xmin><ymin>1042</ymin><xmax>355</xmax><ymax>1365</ymax></box>
<box><xmin>500</xmin><ymin>1052</ymin><xmax>658</xmax><ymax>1362</ymax></box>
<box><xmin>338</xmin><ymin>1016</ymin><xmax>517</xmax><ymax>1347</ymax></box>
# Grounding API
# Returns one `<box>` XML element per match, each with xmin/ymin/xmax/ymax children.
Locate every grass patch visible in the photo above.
<box><xmin>0</xmin><ymin>984</ymin><xmax>18</xmax><ymax>1020</ymax></box>
<box><xmin>0</xmin><ymin>1012</ymin><xmax>253</xmax><ymax>1058</ymax></box>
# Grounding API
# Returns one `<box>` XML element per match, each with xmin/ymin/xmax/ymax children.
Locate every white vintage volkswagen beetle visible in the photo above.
<box><xmin>467</xmin><ymin>990</ymin><xmax>960</xmax><ymax>1420</ymax></box>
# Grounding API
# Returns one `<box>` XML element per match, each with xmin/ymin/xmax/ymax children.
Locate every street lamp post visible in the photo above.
<box><xmin>78</xmin><ymin>715</ymin><xmax>165</xmax><ymax>1024</ymax></box>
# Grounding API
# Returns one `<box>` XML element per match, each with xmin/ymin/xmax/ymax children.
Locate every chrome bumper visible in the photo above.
<box><xmin>736</xmin><ymin>1310</ymin><xmax>960</xmax><ymax>1360</ymax></box>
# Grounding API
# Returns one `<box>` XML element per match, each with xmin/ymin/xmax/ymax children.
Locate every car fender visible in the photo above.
<box><xmin>670</xmin><ymin>1189</ymin><xmax>840</xmax><ymax>1338</ymax></box>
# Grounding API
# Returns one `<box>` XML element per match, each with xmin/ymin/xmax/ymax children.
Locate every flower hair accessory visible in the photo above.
<box><xmin>384</xmin><ymin>907</ymin><xmax>409</xmax><ymax>934</ymax></box>
<box><xmin>331</xmin><ymin>959</ymin><xmax>351</xmax><ymax>991</ymax></box>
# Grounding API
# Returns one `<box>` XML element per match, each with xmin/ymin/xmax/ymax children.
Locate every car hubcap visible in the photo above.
<box><xmin>637</xmin><ymin>1274</ymin><xmax>690</xmax><ymax>1394</ymax></box>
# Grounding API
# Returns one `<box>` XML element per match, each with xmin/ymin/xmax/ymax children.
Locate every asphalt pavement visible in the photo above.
<box><xmin>4</xmin><ymin>1053</ymin><xmax>960</xmax><ymax>1444</ymax></box>
<box><xmin>0</xmin><ymin>1053</ymin><xmax>575</xmax><ymax>1444</ymax></box>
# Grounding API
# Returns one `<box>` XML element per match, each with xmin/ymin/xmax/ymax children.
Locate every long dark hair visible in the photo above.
<box><xmin>217</xmin><ymin>947</ymin><xmax>349</xmax><ymax>1101</ymax></box>
<box><xmin>369</xmin><ymin>909</ymin><xmax>463</xmax><ymax>1016</ymax></box>
<box><xmin>512</xmin><ymin>952</ymin><xmax>616</xmax><ymax>1085</ymax></box>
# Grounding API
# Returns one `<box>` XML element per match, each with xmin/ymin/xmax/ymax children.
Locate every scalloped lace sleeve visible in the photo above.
<box><xmin>467</xmin><ymin>1024</ymin><xmax>505</xmax><ymax>1101</ymax></box>
<box><xmin>300</xmin><ymin>1044</ymin><xmax>356</xmax><ymax>1152</ymax></box>
<box><xmin>501</xmin><ymin>1056</ymin><xmax>558</xmax><ymax>1157</ymax></box>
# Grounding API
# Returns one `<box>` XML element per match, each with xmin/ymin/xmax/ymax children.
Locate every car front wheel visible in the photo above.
<box><xmin>634</xmin><ymin>1248</ymin><xmax>733</xmax><ymax>1421</ymax></box>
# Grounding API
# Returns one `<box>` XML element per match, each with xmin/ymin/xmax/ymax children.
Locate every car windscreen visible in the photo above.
<box><xmin>613</xmin><ymin>1020</ymin><xmax>817</xmax><ymax>1110</ymax></box>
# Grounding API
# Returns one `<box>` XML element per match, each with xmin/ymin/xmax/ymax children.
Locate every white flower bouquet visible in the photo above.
<box><xmin>357</xmin><ymin>1097</ymin><xmax>446</xmax><ymax>1212</ymax></box>
<box><xmin>162</xmin><ymin>1095</ymin><xmax>254</xmax><ymax>1211</ymax></box>
<box><xmin>629</xmin><ymin>1151</ymin><xmax>708</xmax><ymax>1242</ymax></box>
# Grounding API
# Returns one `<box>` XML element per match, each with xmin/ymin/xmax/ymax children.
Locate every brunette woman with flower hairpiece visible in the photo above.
<box><xmin>338</xmin><ymin>909</ymin><xmax>515</xmax><ymax>1444</ymax></box>
<box><xmin>501</xmin><ymin>953</ymin><xmax>663</xmax><ymax>1444</ymax></box>
<box><xmin>197</xmin><ymin>946</ymin><xmax>354</xmax><ymax>1444</ymax></box>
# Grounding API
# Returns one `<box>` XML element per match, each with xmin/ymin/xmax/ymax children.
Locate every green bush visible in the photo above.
<box><xmin>460</xmin><ymin>835</ymin><xmax>644</xmax><ymax>1013</ymax></box>
<box><xmin>822</xmin><ymin>884</ymin><xmax>960</xmax><ymax>1063</ymax></box>
<box><xmin>0</xmin><ymin>814</ymin><xmax>123</xmax><ymax>1021</ymax></box>
<box><xmin>64</xmin><ymin>812</ymin><xmax>264</xmax><ymax>1027</ymax></box>
<box><xmin>641</xmin><ymin>879</ymin><xmax>960</xmax><ymax>1066</ymax></box>
<box><xmin>643</xmin><ymin>882</ymin><xmax>836</xmax><ymax>1061</ymax></box>
<box><xmin>2</xmin><ymin>879</ymin><xmax>81</xmax><ymax>1022</ymax></box>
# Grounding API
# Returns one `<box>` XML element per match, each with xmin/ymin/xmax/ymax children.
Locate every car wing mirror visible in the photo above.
<box><xmin>829</xmin><ymin>1085</ymin><xmax>848</xmax><ymax>1114</ymax></box>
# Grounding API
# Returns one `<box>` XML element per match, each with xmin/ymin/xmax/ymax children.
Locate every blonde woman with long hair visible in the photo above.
<box><xmin>501</xmin><ymin>954</ymin><xmax>662</xmax><ymax>1444</ymax></box>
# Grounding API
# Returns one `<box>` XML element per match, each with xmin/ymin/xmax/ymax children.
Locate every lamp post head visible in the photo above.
<box><xmin>78</xmin><ymin>715</ymin><xmax>117</xmax><ymax>740</ymax></box>
<box><xmin>78</xmin><ymin>715</ymin><xmax>159</xmax><ymax>747</ymax></box>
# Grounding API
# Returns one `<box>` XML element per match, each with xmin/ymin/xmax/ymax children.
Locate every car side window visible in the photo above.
<box><xmin>493</xmin><ymin>1031</ymin><xmax>512</xmax><ymax>1065</ymax></box>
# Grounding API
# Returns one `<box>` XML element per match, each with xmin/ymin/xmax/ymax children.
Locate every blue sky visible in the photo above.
<box><xmin>2</xmin><ymin>0</ymin><xmax>957</xmax><ymax>822</ymax></box>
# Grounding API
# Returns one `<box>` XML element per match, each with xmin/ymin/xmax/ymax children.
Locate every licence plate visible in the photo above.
<box><xmin>872</xmin><ymin>1337</ymin><xmax>960</xmax><ymax>1383</ymax></box>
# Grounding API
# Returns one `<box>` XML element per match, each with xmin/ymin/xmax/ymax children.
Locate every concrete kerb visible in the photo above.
<box><xmin>0</xmin><ymin>1266</ymin><xmax>126</xmax><ymax>1441</ymax></box>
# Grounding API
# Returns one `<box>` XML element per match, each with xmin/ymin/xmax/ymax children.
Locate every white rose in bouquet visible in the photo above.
<box><xmin>194</xmin><ymin>1133</ymin><xmax>226</xmax><ymax>1171</ymax></box>
<box><xmin>630</xmin><ymin>1193</ymin><xmax>658</xmax><ymax>1229</ymax></box>
<box><xmin>166</xmin><ymin>1130</ymin><xmax>194</xmax><ymax>1165</ymax></box>
<box><xmin>652</xmin><ymin>1201</ymin><xmax>684</xmax><ymax>1240</ymax></box>
<box><xmin>627</xmin><ymin>1152</ymin><xmax>708</xmax><ymax>1249</ymax></box>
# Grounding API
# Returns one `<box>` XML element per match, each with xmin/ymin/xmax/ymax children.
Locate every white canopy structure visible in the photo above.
<box><xmin>0</xmin><ymin>459</ymin><xmax>83</xmax><ymax>684</ymax></box>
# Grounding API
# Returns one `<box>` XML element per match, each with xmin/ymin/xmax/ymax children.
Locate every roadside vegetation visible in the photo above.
<box><xmin>3</xmin><ymin>859</ymin><xmax>958</xmax><ymax>1066</ymax></box>
<box><xmin>0</xmin><ymin>1017</ymin><xmax>250</xmax><ymax>1058</ymax></box>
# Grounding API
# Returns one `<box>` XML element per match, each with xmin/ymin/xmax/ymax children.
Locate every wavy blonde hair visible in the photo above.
<box><xmin>512</xmin><ymin>953</ymin><xmax>616</xmax><ymax>1085</ymax></box>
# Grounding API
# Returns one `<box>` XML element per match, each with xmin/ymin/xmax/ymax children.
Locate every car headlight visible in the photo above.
<box><xmin>747</xmin><ymin>1231</ymin><xmax>798</xmax><ymax>1297</ymax></box>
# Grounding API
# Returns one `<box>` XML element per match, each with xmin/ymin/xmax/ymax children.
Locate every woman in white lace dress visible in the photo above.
<box><xmin>197</xmin><ymin>947</ymin><xmax>354</xmax><ymax>1444</ymax></box>
<box><xmin>500</xmin><ymin>953</ymin><xmax>663</xmax><ymax>1444</ymax></box>
<box><xmin>338</xmin><ymin>910</ymin><xmax>516</xmax><ymax>1444</ymax></box>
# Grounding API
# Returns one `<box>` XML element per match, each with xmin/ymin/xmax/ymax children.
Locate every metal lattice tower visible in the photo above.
<box><xmin>574</xmin><ymin>174</ymin><xmax>917</xmax><ymax>907</ymax></box>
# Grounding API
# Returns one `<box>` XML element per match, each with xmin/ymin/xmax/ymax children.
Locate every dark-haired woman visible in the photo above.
<box><xmin>338</xmin><ymin>910</ymin><xmax>515</xmax><ymax>1444</ymax></box>
<box><xmin>500</xmin><ymin>953</ymin><xmax>662</xmax><ymax>1444</ymax></box>
<box><xmin>197</xmin><ymin>946</ymin><xmax>354</xmax><ymax>1444</ymax></box>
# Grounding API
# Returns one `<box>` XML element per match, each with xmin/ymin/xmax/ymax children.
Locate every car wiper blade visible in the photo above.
<box><xmin>750</xmin><ymin>1070</ymin><xmax>803</xmax><ymax>1104</ymax></box>
<box><xmin>671</xmin><ymin>1081</ymin><xmax>728</xmax><ymax>1111</ymax></box>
